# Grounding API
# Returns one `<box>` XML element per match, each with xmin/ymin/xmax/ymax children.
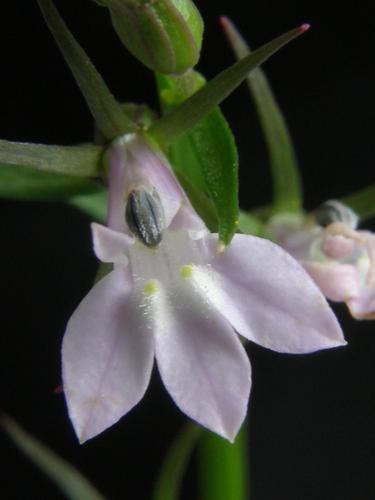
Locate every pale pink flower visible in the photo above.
<box><xmin>62</xmin><ymin>135</ymin><xmax>345</xmax><ymax>443</ymax></box>
<box><xmin>268</xmin><ymin>201</ymin><xmax>375</xmax><ymax>320</ymax></box>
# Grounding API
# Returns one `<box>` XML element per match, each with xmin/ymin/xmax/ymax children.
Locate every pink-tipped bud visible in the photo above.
<box><xmin>298</xmin><ymin>23</ymin><xmax>311</xmax><ymax>33</ymax></box>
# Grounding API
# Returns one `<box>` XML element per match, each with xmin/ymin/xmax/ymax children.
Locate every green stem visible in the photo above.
<box><xmin>152</xmin><ymin>423</ymin><xmax>201</xmax><ymax>500</ymax></box>
<box><xmin>198</xmin><ymin>422</ymin><xmax>249</xmax><ymax>500</ymax></box>
<box><xmin>0</xmin><ymin>140</ymin><xmax>102</xmax><ymax>176</ymax></box>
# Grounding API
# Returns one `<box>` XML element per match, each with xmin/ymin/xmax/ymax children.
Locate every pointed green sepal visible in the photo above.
<box><xmin>156</xmin><ymin>71</ymin><xmax>239</xmax><ymax>245</ymax></box>
<box><xmin>1</xmin><ymin>414</ymin><xmax>105</xmax><ymax>500</ymax></box>
<box><xmin>0</xmin><ymin>139</ymin><xmax>102</xmax><ymax>176</ymax></box>
<box><xmin>69</xmin><ymin>189</ymin><xmax>107</xmax><ymax>222</ymax></box>
<box><xmin>341</xmin><ymin>183</ymin><xmax>375</xmax><ymax>221</ymax></box>
<box><xmin>148</xmin><ymin>24</ymin><xmax>309</xmax><ymax>147</ymax></box>
<box><xmin>221</xmin><ymin>16</ymin><xmax>303</xmax><ymax>213</ymax></box>
<box><xmin>37</xmin><ymin>0</ymin><xmax>136</xmax><ymax>140</ymax></box>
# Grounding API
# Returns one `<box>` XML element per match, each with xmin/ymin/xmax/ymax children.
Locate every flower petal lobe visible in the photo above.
<box><xmin>204</xmin><ymin>234</ymin><xmax>345</xmax><ymax>353</ymax></box>
<box><xmin>62</xmin><ymin>271</ymin><xmax>154</xmax><ymax>443</ymax></box>
<box><xmin>153</xmin><ymin>281</ymin><xmax>251</xmax><ymax>441</ymax></box>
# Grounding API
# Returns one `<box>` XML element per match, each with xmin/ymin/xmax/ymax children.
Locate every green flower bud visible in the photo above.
<box><xmin>95</xmin><ymin>0</ymin><xmax>204</xmax><ymax>74</ymax></box>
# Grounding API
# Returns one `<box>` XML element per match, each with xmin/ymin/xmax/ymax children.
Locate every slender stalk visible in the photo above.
<box><xmin>0</xmin><ymin>140</ymin><xmax>102</xmax><ymax>176</ymax></box>
<box><xmin>198</xmin><ymin>422</ymin><xmax>249</xmax><ymax>500</ymax></box>
<box><xmin>152</xmin><ymin>423</ymin><xmax>201</xmax><ymax>500</ymax></box>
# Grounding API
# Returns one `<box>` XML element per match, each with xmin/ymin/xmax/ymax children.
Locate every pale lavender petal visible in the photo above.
<box><xmin>198</xmin><ymin>234</ymin><xmax>345</xmax><ymax>353</ymax></box>
<box><xmin>62</xmin><ymin>271</ymin><xmax>154</xmax><ymax>443</ymax></box>
<box><xmin>347</xmin><ymin>232</ymin><xmax>375</xmax><ymax>318</ymax></box>
<box><xmin>321</xmin><ymin>234</ymin><xmax>356</xmax><ymax>260</ymax></box>
<box><xmin>168</xmin><ymin>204</ymin><xmax>208</xmax><ymax>236</ymax></box>
<box><xmin>152</xmin><ymin>281</ymin><xmax>251</xmax><ymax>441</ymax></box>
<box><xmin>303</xmin><ymin>261</ymin><xmax>360</xmax><ymax>302</ymax></box>
<box><xmin>91</xmin><ymin>222</ymin><xmax>134</xmax><ymax>265</ymax></box>
<box><xmin>348</xmin><ymin>288</ymin><xmax>375</xmax><ymax>319</ymax></box>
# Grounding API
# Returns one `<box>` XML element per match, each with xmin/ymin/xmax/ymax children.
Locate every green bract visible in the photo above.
<box><xmin>156</xmin><ymin>71</ymin><xmax>239</xmax><ymax>245</ymax></box>
<box><xmin>95</xmin><ymin>0</ymin><xmax>204</xmax><ymax>74</ymax></box>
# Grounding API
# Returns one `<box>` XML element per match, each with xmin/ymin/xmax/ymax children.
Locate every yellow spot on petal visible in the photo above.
<box><xmin>143</xmin><ymin>279</ymin><xmax>158</xmax><ymax>296</ymax></box>
<box><xmin>180</xmin><ymin>265</ymin><xmax>193</xmax><ymax>279</ymax></box>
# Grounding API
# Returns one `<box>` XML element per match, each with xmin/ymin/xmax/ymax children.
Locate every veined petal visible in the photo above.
<box><xmin>91</xmin><ymin>222</ymin><xmax>134</xmax><ymax>265</ymax></box>
<box><xmin>151</xmin><ymin>279</ymin><xmax>251</xmax><ymax>442</ymax></box>
<box><xmin>197</xmin><ymin>234</ymin><xmax>345</xmax><ymax>353</ymax></box>
<box><xmin>62</xmin><ymin>271</ymin><xmax>154</xmax><ymax>443</ymax></box>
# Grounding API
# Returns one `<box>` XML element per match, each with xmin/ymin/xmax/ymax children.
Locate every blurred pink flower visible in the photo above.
<box><xmin>268</xmin><ymin>201</ymin><xmax>375</xmax><ymax>320</ymax></box>
<box><xmin>62</xmin><ymin>135</ymin><xmax>345</xmax><ymax>443</ymax></box>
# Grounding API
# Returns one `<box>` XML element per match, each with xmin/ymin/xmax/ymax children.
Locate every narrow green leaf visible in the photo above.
<box><xmin>0</xmin><ymin>163</ymin><xmax>102</xmax><ymax>200</ymax></box>
<box><xmin>156</xmin><ymin>72</ymin><xmax>207</xmax><ymax>192</ymax></box>
<box><xmin>198</xmin><ymin>424</ymin><xmax>249</xmax><ymax>500</ymax></box>
<box><xmin>149</xmin><ymin>25</ymin><xmax>309</xmax><ymax>147</ymax></box>
<box><xmin>156</xmin><ymin>72</ymin><xmax>238</xmax><ymax>244</ymax></box>
<box><xmin>152</xmin><ymin>423</ymin><xmax>201</xmax><ymax>500</ymax></box>
<box><xmin>341</xmin><ymin>183</ymin><xmax>375</xmax><ymax>221</ymax></box>
<box><xmin>69</xmin><ymin>189</ymin><xmax>107</xmax><ymax>222</ymax></box>
<box><xmin>0</xmin><ymin>139</ymin><xmax>102</xmax><ymax>176</ymax></box>
<box><xmin>221</xmin><ymin>16</ymin><xmax>303</xmax><ymax>213</ymax></box>
<box><xmin>37</xmin><ymin>0</ymin><xmax>136</xmax><ymax>140</ymax></box>
<box><xmin>1</xmin><ymin>414</ymin><xmax>105</xmax><ymax>500</ymax></box>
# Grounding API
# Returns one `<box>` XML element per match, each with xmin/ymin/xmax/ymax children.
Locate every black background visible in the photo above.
<box><xmin>1</xmin><ymin>1</ymin><xmax>374</xmax><ymax>499</ymax></box>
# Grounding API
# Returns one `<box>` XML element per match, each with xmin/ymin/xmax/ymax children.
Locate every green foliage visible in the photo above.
<box><xmin>37</xmin><ymin>0</ymin><xmax>136</xmax><ymax>140</ymax></box>
<box><xmin>0</xmin><ymin>163</ymin><xmax>102</xmax><ymax>201</ymax></box>
<box><xmin>222</xmin><ymin>16</ymin><xmax>303</xmax><ymax>213</ymax></box>
<box><xmin>0</xmin><ymin>140</ymin><xmax>102</xmax><ymax>177</ymax></box>
<box><xmin>153</xmin><ymin>423</ymin><xmax>201</xmax><ymax>500</ymax></box>
<box><xmin>69</xmin><ymin>189</ymin><xmax>107</xmax><ymax>222</ymax></box>
<box><xmin>149</xmin><ymin>25</ymin><xmax>308</xmax><ymax>147</ymax></box>
<box><xmin>341</xmin><ymin>183</ymin><xmax>375</xmax><ymax>221</ymax></box>
<box><xmin>156</xmin><ymin>71</ymin><xmax>238</xmax><ymax>244</ymax></box>
<box><xmin>198</xmin><ymin>425</ymin><xmax>249</xmax><ymax>500</ymax></box>
<box><xmin>1</xmin><ymin>415</ymin><xmax>105</xmax><ymax>500</ymax></box>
